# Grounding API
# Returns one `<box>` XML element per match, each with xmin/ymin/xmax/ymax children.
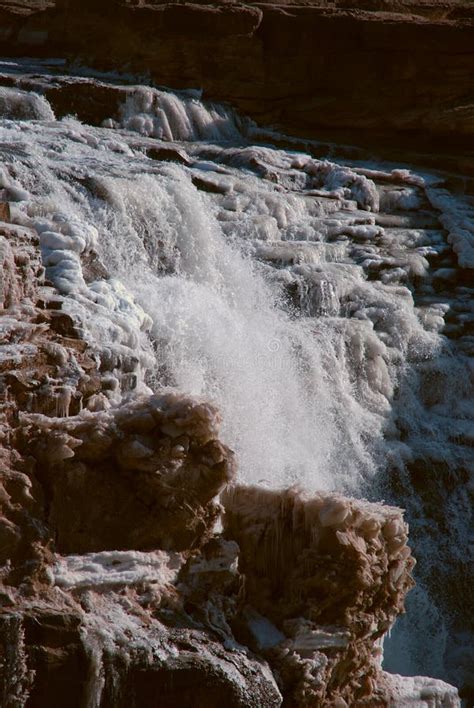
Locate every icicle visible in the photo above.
<box><xmin>55</xmin><ymin>385</ymin><xmax>73</xmax><ymax>418</ymax></box>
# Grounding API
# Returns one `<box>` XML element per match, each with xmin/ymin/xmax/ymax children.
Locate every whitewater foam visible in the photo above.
<box><xmin>0</xmin><ymin>73</ymin><xmax>472</xmax><ymax>692</ymax></box>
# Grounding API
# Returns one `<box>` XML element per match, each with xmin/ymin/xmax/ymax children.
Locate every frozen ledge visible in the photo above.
<box><xmin>381</xmin><ymin>672</ymin><xmax>461</xmax><ymax>707</ymax></box>
<box><xmin>52</xmin><ymin>549</ymin><xmax>184</xmax><ymax>589</ymax></box>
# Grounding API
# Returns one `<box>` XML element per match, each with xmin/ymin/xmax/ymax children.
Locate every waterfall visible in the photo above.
<box><xmin>0</xmin><ymin>67</ymin><xmax>472</xmax><ymax>694</ymax></box>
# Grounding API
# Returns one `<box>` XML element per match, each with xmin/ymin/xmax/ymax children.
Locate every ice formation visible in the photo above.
<box><xmin>117</xmin><ymin>86</ymin><xmax>244</xmax><ymax>142</ymax></box>
<box><xmin>53</xmin><ymin>550</ymin><xmax>184</xmax><ymax>589</ymax></box>
<box><xmin>0</xmin><ymin>65</ymin><xmax>472</xmax><ymax>704</ymax></box>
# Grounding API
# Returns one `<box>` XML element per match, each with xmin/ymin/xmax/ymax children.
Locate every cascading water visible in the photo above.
<box><xmin>0</xmin><ymin>61</ymin><xmax>472</xmax><ymax>697</ymax></box>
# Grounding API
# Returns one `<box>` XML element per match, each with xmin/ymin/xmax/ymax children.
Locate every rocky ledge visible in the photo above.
<box><xmin>0</xmin><ymin>216</ymin><xmax>460</xmax><ymax>705</ymax></box>
<box><xmin>0</xmin><ymin>0</ymin><xmax>473</xmax><ymax>176</ymax></box>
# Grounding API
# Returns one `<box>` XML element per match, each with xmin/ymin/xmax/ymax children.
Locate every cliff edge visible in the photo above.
<box><xmin>0</xmin><ymin>0</ymin><xmax>473</xmax><ymax>174</ymax></box>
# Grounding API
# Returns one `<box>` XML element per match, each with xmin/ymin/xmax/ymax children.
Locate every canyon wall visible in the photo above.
<box><xmin>0</xmin><ymin>0</ymin><xmax>473</xmax><ymax>175</ymax></box>
<box><xmin>0</xmin><ymin>5</ymin><xmax>471</xmax><ymax>702</ymax></box>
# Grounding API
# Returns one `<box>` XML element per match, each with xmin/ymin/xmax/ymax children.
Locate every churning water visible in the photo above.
<box><xmin>0</xmin><ymin>61</ymin><xmax>472</xmax><ymax>694</ymax></box>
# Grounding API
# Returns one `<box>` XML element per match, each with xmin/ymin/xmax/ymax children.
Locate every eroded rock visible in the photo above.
<box><xmin>18</xmin><ymin>393</ymin><xmax>235</xmax><ymax>554</ymax></box>
<box><xmin>222</xmin><ymin>485</ymin><xmax>418</xmax><ymax>705</ymax></box>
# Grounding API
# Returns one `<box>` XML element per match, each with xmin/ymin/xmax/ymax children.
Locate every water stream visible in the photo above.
<box><xmin>0</xmin><ymin>61</ymin><xmax>472</xmax><ymax>694</ymax></box>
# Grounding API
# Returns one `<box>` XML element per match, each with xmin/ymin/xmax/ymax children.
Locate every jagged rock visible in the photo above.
<box><xmin>0</xmin><ymin>202</ymin><xmax>10</xmax><ymax>222</ymax></box>
<box><xmin>192</xmin><ymin>175</ymin><xmax>230</xmax><ymax>195</ymax></box>
<box><xmin>17</xmin><ymin>393</ymin><xmax>235</xmax><ymax>554</ymax></box>
<box><xmin>0</xmin><ymin>600</ymin><xmax>282</xmax><ymax>708</ymax></box>
<box><xmin>222</xmin><ymin>485</ymin><xmax>419</xmax><ymax>705</ymax></box>
<box><xmin>147</xmin><ymin>145</ymin><xmax>192</xmax><ymax>166</ymax></box>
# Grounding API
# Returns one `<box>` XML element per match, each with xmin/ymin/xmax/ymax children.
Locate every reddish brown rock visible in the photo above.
<box><xmin>222</xmin><ymin>485</ymin><xmax>417</xmax><ymax>706</ymax></box>
<box><xmin>0</xmin><ymin>1</ymin><xmax>472</xmax><ymax>174</ymax></box>
<box><xmin>0</xmin><ymin>203</ymin><xmax>10</xmax><ymax>223</ymax></box>
<box><xmin>18</xmin><ymin>394</ymin><xmax>235</xmax><ymax>554</ymax></box>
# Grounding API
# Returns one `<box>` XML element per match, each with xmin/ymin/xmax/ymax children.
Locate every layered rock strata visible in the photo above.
<box><xmin>0</xmin><ymin>0</ymin><xmax>473</xmax><ymax>175</ymax></box>
<box><xmin>0</xmin><ymin>216</ymin><xmax>460</xmax><ymax>705</ymax></box>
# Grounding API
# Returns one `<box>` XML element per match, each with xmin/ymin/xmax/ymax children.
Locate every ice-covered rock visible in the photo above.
<box><xmin>0</xmin><ymin>68</ymin><xmax>470</xmax><ymax>705</ymax></box>
<box><xmin>222</xmin><ymin>484</ymin><xmax>424</xmax><ymax>706</ymax></box>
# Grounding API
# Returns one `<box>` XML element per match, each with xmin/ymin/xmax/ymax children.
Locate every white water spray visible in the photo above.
<box><xmin>0</xmin><ymin>72</ymin><xmax>472</xmax><ymax>692</ymax></box>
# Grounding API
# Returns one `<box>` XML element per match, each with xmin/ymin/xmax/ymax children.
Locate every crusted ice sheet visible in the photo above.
<box><xmin>382</xmin><ymin>672</ymin><xmax>460</xmax><ymax>707</ymax></box>
<box><xmin>53</xmin><ymin>550</ymin><xmax>184</xmax><ymax>589</ymax></box>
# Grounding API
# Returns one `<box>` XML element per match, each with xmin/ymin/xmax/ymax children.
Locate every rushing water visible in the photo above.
<box><xmin>0</xmin><ymin>61</ymin><xmax>472</xmax><ymax>695</ymax></box>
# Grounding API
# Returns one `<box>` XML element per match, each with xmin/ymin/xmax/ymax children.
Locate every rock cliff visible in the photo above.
<box><xmin>0</xmin><ymin>217</ymin><xmax>459</xmax><ymax>705</ymax></box>
<box><xmin>0</xmin><ymin>4</ymin><xmax>471</xmax><ymax>701</ymax></box>
<box><xmin>0</xmin><ymin>0</ymin><xmax>472</xmax><ymax>175</ymax></box>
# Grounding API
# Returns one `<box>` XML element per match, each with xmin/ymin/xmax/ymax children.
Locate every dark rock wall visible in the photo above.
<box><xmin>0</xmin><ymin>0</ymin><xmax>473</xmax><ymax>173</ymax></box>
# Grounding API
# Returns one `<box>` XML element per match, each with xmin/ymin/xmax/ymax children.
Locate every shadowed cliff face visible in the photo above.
<box><xmin>0</xmin><ymin>0</ymin><xmax>473</xmax><ymax>175</ymax></box>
